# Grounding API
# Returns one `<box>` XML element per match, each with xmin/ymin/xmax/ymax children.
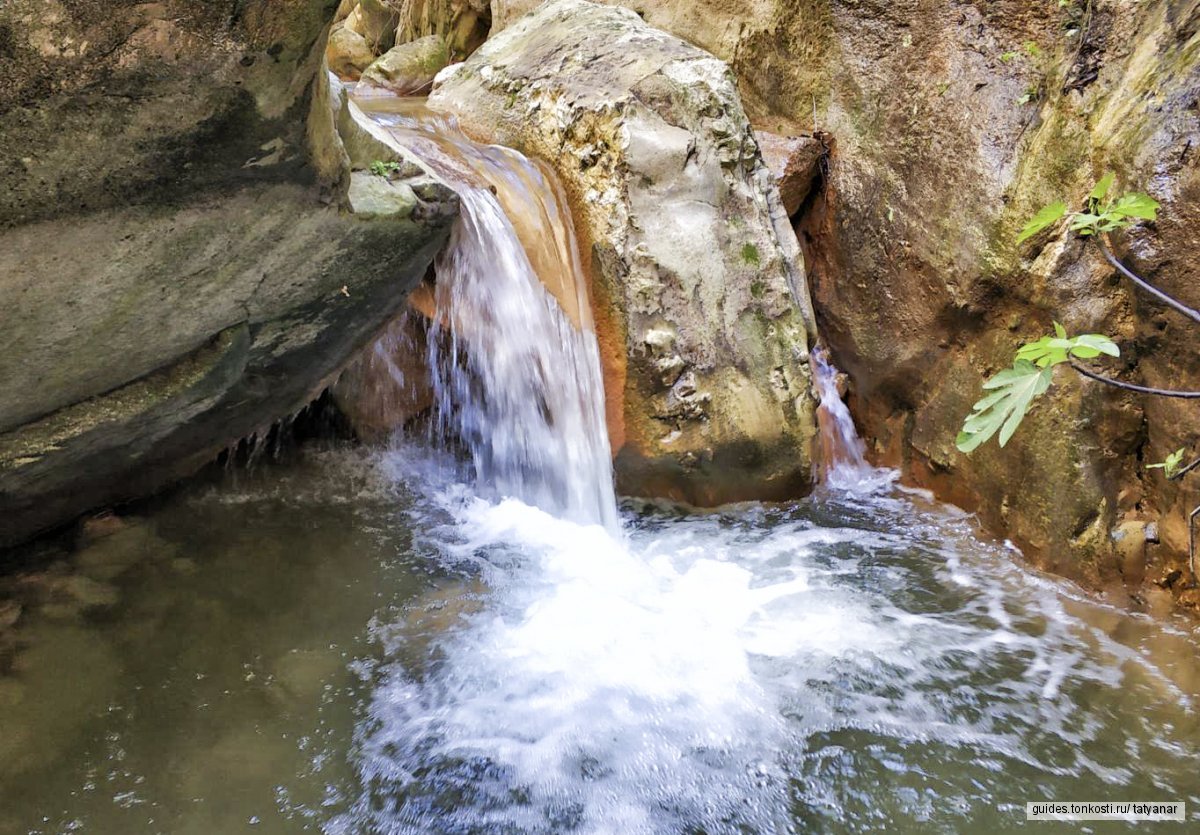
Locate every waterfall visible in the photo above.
<box><xmin>810</xmin><ymin>345</ymin><xmax>874</xmax><ymax>489</ymax></box>
<box><xmin>353</xmin><ymin>93</ymin><xmax>619</xmax><ymax>530</ymax></box>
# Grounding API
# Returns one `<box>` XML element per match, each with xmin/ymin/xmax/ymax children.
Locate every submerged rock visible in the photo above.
<box><xmin>431</xmin><ymin>0</ymin><xmax>819</xmax><ymax>505</ymax></box>
<box><xmin>73</xmin><ymin>520</ymin><xmax>172</xmax><ymax>582</ymax></box>
<box><xmin>0</xmin><ymin>1</ymin><xmax>459</xmax><ymax>548</ymax></box>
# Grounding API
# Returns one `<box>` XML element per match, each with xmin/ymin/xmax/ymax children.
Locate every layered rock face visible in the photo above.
<box><xmin>0</xmin><ymin>1</ymin><xmax>457</xmax><ymax>547</ymax></box>
<box><xmin>431</xmin><ymin>0</ymin><xmax>820</xmax><ymax>505</ymax></box>
<box><xmin>491</xmin><ymin>0</ymin><xmax>1200</xmax><ymax>607</ymax></box>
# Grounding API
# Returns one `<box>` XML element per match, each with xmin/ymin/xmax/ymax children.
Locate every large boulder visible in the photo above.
<box><xmin>501</xmin><ymin>1</ymin><xmax>1200</xmax><ymax>607</ymax></box>
<box><xmin>0</xmin><ymin>1</ymin><xmax>458</xmax><ymax>547</ymax></box>
<box><xmin>431</xmin><ymin>0</ymin><xmax>820</xmax><ymax>505</ymax></box>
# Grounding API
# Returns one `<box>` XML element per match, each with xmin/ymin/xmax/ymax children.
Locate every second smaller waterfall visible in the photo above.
<box><xmin>811</xmin><ymin>346</ymin><xmax>873</xmax><ymax>489</ymax></box>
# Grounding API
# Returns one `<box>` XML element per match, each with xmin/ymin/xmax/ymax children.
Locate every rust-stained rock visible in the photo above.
<box><xmin>532</xmin><ymin>0</ymin><xmax>1200</xmax><ymax>612</ymax></box>
<box><xmin>431</xmin><ymin>0</ymin><xmax>819</xmax><ymax>506</ymax></box>
<box><xmin>754</xmin><ymin>131</ymin><xmax>824</xmax><ymax>217</ymax></box>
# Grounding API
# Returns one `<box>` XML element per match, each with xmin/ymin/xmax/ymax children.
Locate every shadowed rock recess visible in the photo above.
<box><xmin>0</xmin><ymin>0</ymin><xmax>457</xmax><ymax>547</ymax></box>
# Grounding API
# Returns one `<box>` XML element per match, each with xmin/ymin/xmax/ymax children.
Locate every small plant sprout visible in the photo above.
<box><xmin>369</xmin><ymin>160</ymin><xmax>404</xmax><ymax>178</ymax></box>
<box><xmin>1148</xmin><ymin>448</ymin><xmax>1188</xmax><ymax>480</ymax></box>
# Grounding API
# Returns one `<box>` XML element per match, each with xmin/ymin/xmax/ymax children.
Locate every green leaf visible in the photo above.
<box><xmin>1015</xmin><ymin>336</ymin><xmax>1068</xmax><ymax>368</ymax></box>
<box><xmin>1017</xmin><ymin>201</ymin><xmax>1068</xmax><ymax>243</ymax></box>
<box><xmin>1109</xmin><ymin>192</ymin><xmax>1159</xmax><ymax>221</ymax></box>
<box><xmin>1088</xmin><ymin>173</ymin><xmax>1115</xmax><ymax>204</ymax></box>
<box><xmin>1069</xmin><ymin>212</ymin><xmax>1102</xmax><ymax>232</ymax></box>
<box><xmin>1071</xmin><ymin>333</ymin><xmax>1120</xmax><ymax>358</ymax></box>
<box><xmin>1014</xmin><ymin>331</ymin><xmax>1118</xmax><ymax>368</ymax></box>
<box><xmin>1148</xmin><ymin>448</ymin><xmax>1187</xmax><ymax>479</ymax></box>
<box><xmin>957</xmin><ymin>360</ymin><xmax>1054</xmax><ymax>452</ymax></box>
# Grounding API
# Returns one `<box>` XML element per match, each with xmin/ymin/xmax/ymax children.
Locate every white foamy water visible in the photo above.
<box><xmin>324</xmin><ymin>448</ymin><xmax>1200</xmax><ymax>834</ymax></box>
<box><xmin>323</xmin><ymin>91</ymin><xmax>1200</xmax><ymax>835</ymax></box>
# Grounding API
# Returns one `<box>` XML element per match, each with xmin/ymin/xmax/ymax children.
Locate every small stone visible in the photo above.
<box><xmin>347</xmin><ymin>171</ymin><xmax>418</xmax><ymax>219</ymax></box>
<box><xmin>0</xmin><ymin>600</ymin><xmax>20</xmax><ymax>629</ymax></box>
<box><xmin>62</xmin><ymin>576</ymin><xmax>120</xmax><ymax>610</ymax></box>
<box><xmin>73</xmin><ymin>521</ymin><xmax>167</xmax><ymax>581</ymax></box>
<box><xmin>79</xmin><ymin>512</ymin><xmax>126</xmax><ymax>543</ymax></box>
<box><xmin>326</xmin><ymin>23</ymin><xmax>376</xmax><ymax>80</ymax></box>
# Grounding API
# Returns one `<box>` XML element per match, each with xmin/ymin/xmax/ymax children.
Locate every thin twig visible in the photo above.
<box><xmin>1068</xmin><ymin>361</ymin><xmax>1200</xmax><ymax>398</ymax></box>
<box><xmin>1098</xmin><ymin>238</ymin><xmax>1200</xmax><ymax>325</ymax></box>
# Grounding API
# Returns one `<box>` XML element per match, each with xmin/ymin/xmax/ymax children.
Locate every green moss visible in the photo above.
<box><xmin>741</xmin><ymin>242</ymin><xmax>760</xmax><ymax>266</ymax></box>
<box><xmin>750</xmin><ymin>279</ymin><xmax>765</xmax><ymax>298</ymax></box>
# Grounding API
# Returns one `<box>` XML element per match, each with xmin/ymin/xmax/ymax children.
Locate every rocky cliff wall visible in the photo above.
<box><xmin>0</xmin><ymin>0</ymin><xmax>458</xmax><ymax>546</ymax></box>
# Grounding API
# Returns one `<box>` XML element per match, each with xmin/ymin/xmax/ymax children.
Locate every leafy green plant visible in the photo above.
<box><xmin>957</xmin><ymin>361</ymin><xmax>1052</xmax><ymax>452</ymax></box>
<box><xmin>960</xmin><ymin>173</ymin><xmax>1200</xmax><ymax>579</ymax></box>
<box><xmin>956</xmin><ymin>326</ymin><xmax>1118</xmax><ymax>452</ymax></box>
<box><xmin>1017</xmin><ymin>174</ymin><xmax>1160</xmax><ymax>242</ymax></box>
<box><xmin>369</xmin><ymin>160</ymin><xmax>404</xmax><ymax>178</ymax></box>
<box><xmin>1148</xmin><ymin>448</ymin><xmax>1187</xmax><ymax>480</ymax></box>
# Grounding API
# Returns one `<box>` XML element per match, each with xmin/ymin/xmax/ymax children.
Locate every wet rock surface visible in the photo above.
<box><xmin>0</xmin><ymin>0</ymin><xmax>458</xmax><ymax>547</ymax></box>
<box><xmin>501</xmin><ymin>0</ymin><xmax>1200</xmax><ymax>609</ymax></box>
<box><xmin>431</xmin><ymin>0</ymin><xmax>820</xmax><ymax>505</ymax></box>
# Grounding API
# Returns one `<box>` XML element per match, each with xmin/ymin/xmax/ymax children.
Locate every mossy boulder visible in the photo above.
<box><xmin>360</xmin><ymin>35</ymin><xmax>450</xmax><ymax>94</ymax></box>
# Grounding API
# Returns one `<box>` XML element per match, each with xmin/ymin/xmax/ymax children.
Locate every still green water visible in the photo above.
<box><xmin>0</xmin><ymin>444</ymin><xmax>1197</xmax><ymax>833</ymax></box>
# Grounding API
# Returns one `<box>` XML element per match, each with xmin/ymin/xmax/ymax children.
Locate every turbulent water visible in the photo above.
<box><xmin>2</xmin><ymin>90</ymin><xmax>1199</xmax><ymax>835</ymax></box>
<box><xmin>3</xmin><ymin>446</ymin><xmax>1198</xmax><ymax>833</ymax></box>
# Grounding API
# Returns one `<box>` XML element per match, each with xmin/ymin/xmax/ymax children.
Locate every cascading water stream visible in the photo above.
<box><xmin>321</xmin><ymin>91</ymin><xmax>1200</xmax><ymax>834</ymax></box>
<box><xmin>810</xmin><ymin>345</ymin><xmax>872</xmax><ymax>489</ymax></box>
<box><xmin>2</xmin><ymin>87</ymin><xmax>1197</xmax><ymax>835</ymax></box>
<box><xmin>352</xmin><ymin>93</ymin><xmax>618</xmax><ymax>530</ymax></box>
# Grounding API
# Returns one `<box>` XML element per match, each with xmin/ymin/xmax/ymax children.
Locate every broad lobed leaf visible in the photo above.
<box><xmin>1016</xmin><ymin>201</ymin><xmax>1067</xmax><ymax>244</ymax></box>
<box><xmin>1088</xmin><ymin>172</ymin><xmax>1115</xmax><ymax>203</ymax></box>
<box><xmin>957</xmin><ymin>360</ymin><xmax>1054</xmax><ymax>452</ymax></box>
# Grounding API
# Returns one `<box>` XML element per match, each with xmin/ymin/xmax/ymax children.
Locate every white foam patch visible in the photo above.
<box><xmin>329</xmin><ymin>455</ymin><xmax>1200</xmax><ymax>834</ymax></box>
